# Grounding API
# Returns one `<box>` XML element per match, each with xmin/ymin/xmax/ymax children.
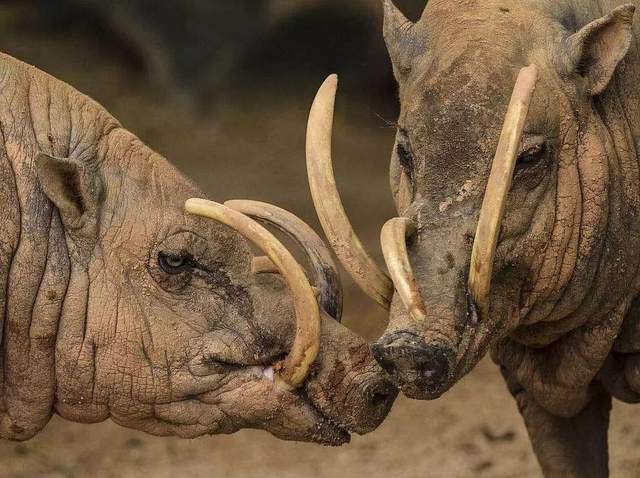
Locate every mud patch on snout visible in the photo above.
<box><xmin>372</xmin><ymin>331</ymin><xmax>457</xmax><ymax>400</ymax></box>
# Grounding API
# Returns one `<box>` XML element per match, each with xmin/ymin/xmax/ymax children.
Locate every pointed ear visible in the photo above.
<box><xmin>565</xmin><ymin>4</ymin><xmax>636</xmax><ymax>96</ymax></box>
<box><xmin>382</xmin><ymin>0</ymin><xmax>424</xmax><ymax>79</ymax></box>
<box><xmin>382</xmin><ymin>0</ymin><xmax>413</xmax><ymax>58</ymax></box>
<box><xmin>36</xmin><ymin>152</ymin><xmax>103</xmax><ymax>230</ymax></box>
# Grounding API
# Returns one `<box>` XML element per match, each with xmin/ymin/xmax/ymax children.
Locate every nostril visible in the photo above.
<box><xmin>364</xmin><ymin>379</ymin><xmax>397</xmax><ymax>409</ymax></box>
<box><xmin>370</xmin><ymin>391</ymin><xmax>390</xmax><ymax>407</ymax></box>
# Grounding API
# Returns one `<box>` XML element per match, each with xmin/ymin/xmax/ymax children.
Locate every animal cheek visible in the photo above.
<box><xmin>169</xmin><ymin>367</ymin><xmax>231</xmax><ymax>400</ymax></box>
<box><xmin>153</xmin><ymin>400</ymin><xmax>227</xmax><ymax>431</ymax></box>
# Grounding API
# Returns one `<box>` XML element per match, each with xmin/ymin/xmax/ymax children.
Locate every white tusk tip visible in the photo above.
<box><xmin>262</xmin><ymin>366</ymin><xmax>275</xmax><ymax>382</ymax></box>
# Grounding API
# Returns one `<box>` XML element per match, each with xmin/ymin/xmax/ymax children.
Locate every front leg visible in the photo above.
<box><xmin>501</xmin><ymin>367</ymin><xmax>612</xmax><ymax>478</ymax></box>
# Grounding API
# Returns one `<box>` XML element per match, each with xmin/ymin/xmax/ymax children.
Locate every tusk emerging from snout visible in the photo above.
<box><xmin>468</xmin><ymin>65</ymin><xmax>539</xmax><ymax>317</ymax></box>
<box><xmin>306</xmin><ymin>74</ymin><xmax>394</xmax><ymax>309</ymax></box>
<box><xmin>225</xmin><ymin>199</ymin><xmax>343</xmax><ymax>321</ymax></box>
<box><xmin>185</xmin><ymin>198</ymin><xmax>320</xmax><ymax>390</ymax></box>
<box><xmin>380</xmin><ymin>217</ymin><xmax>427</xmax><ymax>322</ymax></box>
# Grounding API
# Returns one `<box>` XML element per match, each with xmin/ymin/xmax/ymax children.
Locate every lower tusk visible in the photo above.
<box><xmin>225</xmin><ymin>199</ymin><xmax>343</xmax><ymax>321</ymax></box>
<box><xmin>185</xmin><ymin>198</ymin><xmax>320</xmax><ymax>390</ymax></box>
<box><xmin>306</xmin><ymin>74</ymin><xmax>394</xmax><ymax>310</ymax></box>
<box><xmin>252</xmin><ymin>256</ymin><xmax>279</xmax><ymax>274</ymax></box>
<box><xmin>380</xmin><ymin>217</ymin><xmax>427</xmax><ymax>322</ymax></box>
<box><xmin>468</xmin><ymin>65</ymin><xmax>539</xmax><ymax>317</ymax></box>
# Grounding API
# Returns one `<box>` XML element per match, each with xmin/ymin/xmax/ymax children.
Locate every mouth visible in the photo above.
<box><xmin>299</xmin><ymin>392</ymin><xmax>351</xmax><ymax>446</ymax></box>
<box><xmin>389</xmin><ymin>371</ymin><xmax>451</xmax><ymax>400</ymax></box>
<box><xmin>261</xmin><ymin>366</ymin><xmax>351</xmax><ymax>446</ymax></box>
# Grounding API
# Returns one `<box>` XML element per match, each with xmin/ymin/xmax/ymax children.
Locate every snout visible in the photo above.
<box><xmin>372</xmin><ymin>331</ymin><xmax>456</xmax><ymax>399</ymax></box>
<box><xmin>305</xmin><ymin>355</ymin><xmax>397</xmax><ymax>435</ymax></box>
<box><xmin>304</xmin><ymin>317</ymin><xmax>398</xmax><ymax>436</ymax></box>
<box><xmin>346</xmin><ymin>368</ymin><xmax>398</xmax><ymax>434</ymax></box>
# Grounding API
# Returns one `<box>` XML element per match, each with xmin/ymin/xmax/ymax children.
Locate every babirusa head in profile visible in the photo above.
<box><xmin>0</xmin><ymin>51</ymin><xmax>397</xmax><ymax>443</ymax></box>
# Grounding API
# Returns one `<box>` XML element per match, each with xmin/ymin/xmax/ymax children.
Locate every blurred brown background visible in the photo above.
<box><xmin>0</xmin><ymin>1</ymin><xmax>637</xmax><ymax>477</ymax></box>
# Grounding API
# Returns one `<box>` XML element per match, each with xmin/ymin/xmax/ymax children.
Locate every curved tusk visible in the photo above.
<box><xmin>306</xmin><ymin>74</ymin><xmax>394</xmax><ymax>309</ymax></box>
<box><xmin>380</xmin><ymin>217</ymin><xmax>427</xmax><ymax>322</ymax></box>
<box><xmin>225</xmin><ymin>199</ymin><xmax>343</xmax><ymax>321</ymax></box>
<box><xmin>185</xmin><ymin>198</ymin><xmax>320</xmax><ymax>390</ymax></box>
<box><xmin>468</xmin><ymin>65</ymin><xmax>539</xmax><ymax>317</ymax></box>
<box><xmin>251</xmin><ymin>256</ymin><xmax>322</xmax><ymax>307</ymax></box>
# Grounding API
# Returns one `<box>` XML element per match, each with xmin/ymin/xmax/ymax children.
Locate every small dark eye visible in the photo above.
<box><xmin>517</xmin><ymin>136</ymin><xmax>546</xmax><ymax>165</ymax></box>
<box><xmin>396</xmin><ymin>129</ymin><xmax>415</xmax><ymax>179</ymax></box>
<box><xmin>158</xmin><ymin>252</ymin><xmax>193</xmax><ymax>275</ymax></box>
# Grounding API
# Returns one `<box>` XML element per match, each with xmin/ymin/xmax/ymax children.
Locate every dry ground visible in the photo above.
<box><xmin>0</xmin><ymin>8</ymin><xmax>638</xmax><ymax>478</ymax></box>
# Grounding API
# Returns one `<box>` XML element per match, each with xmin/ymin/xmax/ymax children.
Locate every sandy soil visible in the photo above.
<box><xmin>1</xmin><ymin>361</ymin><xmax>638</xmax><ymax>478</ymax></box>
<box><xmin>0</xmin><ymin>7</ymin><xmax>639</xmax><ymax>477</ymax></box>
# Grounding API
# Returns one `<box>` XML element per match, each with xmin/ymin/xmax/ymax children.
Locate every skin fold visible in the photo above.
<box><xmin>376</xmin><ymin>0</ymin><xmax>639</xmax><ymax>475</ymax></box>
<box><xmin>0</xmin><ymin>52</ymin><xmax>397</xmax><ymax>443</ymax></box>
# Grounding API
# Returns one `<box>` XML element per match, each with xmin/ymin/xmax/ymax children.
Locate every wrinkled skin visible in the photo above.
<box><xmin>0</xmin><ymin>52</ymin><xmax>396</xmax><ymax>443</ymax></box>
<box><xmin>375</xmin><ymin>0</ymin><xmax>639</xmax><ymax>475</ymax></box>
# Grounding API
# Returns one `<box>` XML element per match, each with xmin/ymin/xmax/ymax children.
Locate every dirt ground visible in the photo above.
<box><xmin>0</xmin><ymin>6</ymin><xmax>639</xmax><ymax>478</ymax></box>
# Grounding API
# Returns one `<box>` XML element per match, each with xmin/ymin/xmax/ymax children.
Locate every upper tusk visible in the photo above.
<box><xmin>225</xmin><ymin>199</ymin><xmax>343</xmax><ymax>321</ymax></box>
<box><xmin>185</xmin><ymin>198</ymin><xmax>320</xmax><ymax>390</ymax></box>
<box><xmin>380</xmin><ymin>217</ymin><xmax>427</xmax><ymax>322</ymax></box>
<box><xmin>468</xmin><ymin>65</ymin><xmax>539</xmax><ymax>317</ymax></box>
<box><xmin>306</xmin><ymin>74</ymin><xmax>394</xmax><ymax>309</ymax></box>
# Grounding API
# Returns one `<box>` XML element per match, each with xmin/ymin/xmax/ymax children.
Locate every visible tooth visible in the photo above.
<box><xmin>262</xmin><ymin>366</ymin><xmax>275</xmax><ymax>382</ymax></box>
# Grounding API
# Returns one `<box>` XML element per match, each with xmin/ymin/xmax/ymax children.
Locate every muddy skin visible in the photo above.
<box><xmin>0</xmin><ymin>52</ymin><xmax>396</xmax><ymax>444</ymax></box>
<box><xmin>377</xmin><ymin>0</ymin><xmax>639</xmax><ymax>476</ymax></box>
